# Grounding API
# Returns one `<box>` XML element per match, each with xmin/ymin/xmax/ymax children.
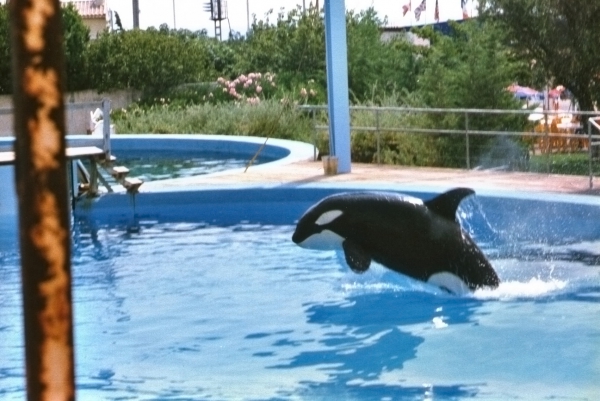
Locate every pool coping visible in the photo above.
<box><xmin>2</xmin><ymin>133</ymin><xmax>599</xmax><ymax>206</ymax></box>
<box><xmin>122</xmin><ymin>133</ymin><xmax>598</xmax><ymax>206</ymax></box>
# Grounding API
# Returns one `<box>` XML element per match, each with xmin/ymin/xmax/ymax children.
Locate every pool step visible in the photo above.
<box><xmin>108</xmin><ymin>165</ymin><xmax>144</xmax><ymax>194</ymax></box>
<box><xmin>110</xmin><ymin>165</ymin><xmax>130</xmax><ymax>180</ymax></box>
<box><xmin>77</xmin><ymin>158</ymin><xmax>144</xmax><ymax>196</ymax></box>
<box><xmin>122</xmin><ymin>177</ymin><xmax>143</xmax><ymax>193</ymax></box>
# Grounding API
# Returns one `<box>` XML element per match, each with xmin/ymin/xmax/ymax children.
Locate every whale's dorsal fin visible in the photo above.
<box><xmin>342</xmin><ymin>239</ymin><xmax>371</xmax><ymax>273</ymax></box>
<box><xmin>424</xmin><ymin>188</ymin><xmax>475</xmax><ymax>222</ymax></box>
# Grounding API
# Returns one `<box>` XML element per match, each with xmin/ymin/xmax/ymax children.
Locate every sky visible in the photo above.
<box><xmin>106</xmin><ymin>0</ymin><xmax>478</xmax><ymax>36</ymax></box>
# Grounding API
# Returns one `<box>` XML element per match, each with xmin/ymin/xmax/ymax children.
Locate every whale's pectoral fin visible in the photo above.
<box><xmin>424</xmin><ymin>187</ymin><xmax>475</xmax><ymax>222</ymax></box>
<box><xmin>342</xmin><ymin>240</ymin><xmax>371</xmax><ymax>273</ymax></box>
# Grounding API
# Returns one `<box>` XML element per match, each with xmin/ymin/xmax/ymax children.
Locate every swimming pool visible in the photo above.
<box><xmin>2</xmin><ymin>134</ymin><xmax>599</xmax><ymax>400</ymax></box>
<box><xmin>1</xmin><ymin>185</ymin><xmax>599</xmax><ymax>400</ymax></box>
<box><xmin>107</xmin><ymin>135</ymin><xmax>304</xmax><ymax>182</ymax></box>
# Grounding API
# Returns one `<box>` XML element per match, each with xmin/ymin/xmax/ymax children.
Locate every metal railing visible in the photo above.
<box><xmin>0</xmin><ymin>99</ymin><xmax>112</xmax><ymax>160</ymax></box>
<box><xmin>300</xmin><ymin>105</ymin><xmax>600</xmax><ymax>189</ymax></box>
<box><xmin>588</xmin><ymin>117</ymin><xmax>600</xmax><ymax>189</ymax></box>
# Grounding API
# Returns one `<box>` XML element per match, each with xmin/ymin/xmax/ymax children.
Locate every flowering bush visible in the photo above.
<box><xmin>122</xmin><ymin>72</ymin><xmax>323</xmax><ymax>110</ymax></box>
<box><xmin>279</xmin><ymin>79</ymin><xmax>321</xmax><ymax>107</ymax></box>
<box><xmin>214</xmin><ymin>72</ymin><xmax>277</xmax><ymax>105</ymax></box>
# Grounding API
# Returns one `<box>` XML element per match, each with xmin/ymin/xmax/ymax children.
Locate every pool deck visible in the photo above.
<box><xmin>143</xmin><ymin>160</ymin><xmax>600</xmax><ymax>196</ymax></box>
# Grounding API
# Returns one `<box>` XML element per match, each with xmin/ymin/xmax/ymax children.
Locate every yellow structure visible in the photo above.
<box><xmin>61</xmin><ymin>0</ymin><xmax>108</xmax><ymax>38</ymax></box>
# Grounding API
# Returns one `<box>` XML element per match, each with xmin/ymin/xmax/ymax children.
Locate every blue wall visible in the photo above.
<box><xmin>0</xmin><ymin>165</ymin><xmax>17</xmax><ymax>255</ymax></box>
<box><xmin>74</xmin><ymin>187</ymin><xmax>600</xmax><ymax>246</ymax></box>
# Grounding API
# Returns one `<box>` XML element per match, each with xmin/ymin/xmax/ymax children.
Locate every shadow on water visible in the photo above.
<box><xmin>265</xmin><ymin>290</ymin><xmax>485</xmax><ymax>400</ymax></box>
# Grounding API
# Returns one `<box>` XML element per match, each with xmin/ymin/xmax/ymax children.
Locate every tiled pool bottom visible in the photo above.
<box><xmin>1</xmin><ymin>219</ymin><xmax>599</xmax><ymax>400</ymax></box>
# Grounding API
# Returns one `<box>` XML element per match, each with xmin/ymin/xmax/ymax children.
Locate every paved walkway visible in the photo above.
<box><xmin>144</xmin><ymin>160</ymin><xmax>599</xmax><ymax>196</ymax></box>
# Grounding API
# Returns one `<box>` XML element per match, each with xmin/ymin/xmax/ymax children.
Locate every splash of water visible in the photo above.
<box><xmin>457</xmin><ymin>195</ymin><xmax>504</xmax><ymax>246</ymax></box>
<box><xmin>472</xmin><ymin>277</ymin><xmax>568</xmax><ymax>300</ymax></box>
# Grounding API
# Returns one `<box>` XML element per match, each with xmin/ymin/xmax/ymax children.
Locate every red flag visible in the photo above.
<box><xmin>434</xmin><ymin>0</ymin><xmax>439</xmax><ymax>22</ymax></box>
<box><xmin>461</xmin><ymin>0</ymin><xmax>469</xmax><ymax>19</ymax></box>
<box><xmin>402</xmin><ymin>0</ymin><xmax>412</xmax><ymax>16</ymax></box>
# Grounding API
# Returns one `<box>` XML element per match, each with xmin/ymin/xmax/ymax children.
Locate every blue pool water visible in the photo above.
<box><xmin>106</xmin><ymin>149</ymin><xmax>275</xmax><ymax>181</ymax></box>
<box><xmin>1</xmin><ymin>187</ymin><xmax>599</xmax><ymax>400</ymax></box>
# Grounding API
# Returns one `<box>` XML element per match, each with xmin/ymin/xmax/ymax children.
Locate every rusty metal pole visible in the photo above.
<box><xmin>9</xmin><ymin>0</ymin><xmax>76</xmax><ymax>400</ymax></box>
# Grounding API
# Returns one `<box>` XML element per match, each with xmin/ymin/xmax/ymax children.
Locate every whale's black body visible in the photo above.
<box><xmin>292</xmin><ymin>188</ymin><xmax>499</xmax><ymax>293</ymax></box>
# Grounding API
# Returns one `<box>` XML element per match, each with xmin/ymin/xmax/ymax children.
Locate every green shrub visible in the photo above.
<box><xmin>112</xmin><ymin>99</ymin><xmax>313</xmax><ymax>142</ymax></box>
<box><xmin>0</xmin><ymin>5</ymin><xmax>10</xmax><ymax>94</ymax></box>
<box><xmin>88</xmin><ymin>28</ymin><xmax>213</xmax><ymax>96</ymax></box>
<box><xmin>529</xmin><ymin>153</ymin><xmax>600</xmax><ymax>175</ymax></box>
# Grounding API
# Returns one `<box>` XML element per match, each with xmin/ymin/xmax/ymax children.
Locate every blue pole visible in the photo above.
<box><xmin>324</xmin><ymin>0</ymin><xmax>352</xmax><ymax>173</ymax></box>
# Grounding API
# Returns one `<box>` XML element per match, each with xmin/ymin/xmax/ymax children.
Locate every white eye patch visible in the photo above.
<box><xmin>315</xmin><ymin>210</ymin><xmax>343</xmax><ymax>226</ymax></box>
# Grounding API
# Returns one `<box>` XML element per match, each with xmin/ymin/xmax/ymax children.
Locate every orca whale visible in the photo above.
<box><xmin>292</xmin><ymin>188</ymin><xmax>500</xmax><ymax>293</ymax></box>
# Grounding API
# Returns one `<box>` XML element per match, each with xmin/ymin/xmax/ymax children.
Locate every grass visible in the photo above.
<box><xmin>111</xmin><ymin>99</ymin><xmax>314</xmax><ymax>142</ymax></box>
<box><xmin>529</xmin><ymin>152</ymin><xmax>600</xmax><ymax>176</ymax></box>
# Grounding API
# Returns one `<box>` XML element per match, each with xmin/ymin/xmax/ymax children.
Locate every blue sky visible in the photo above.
<box><xmin>107</xmin><ymin>0</ymin><xmax>476</xmax><ymax>35</ymax></box>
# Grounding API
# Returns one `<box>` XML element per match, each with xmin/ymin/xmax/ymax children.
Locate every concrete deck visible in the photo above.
<box><xmin>142</xmin><ymin>160</ymin><xmax>600</xmax><ymax>196</ymax></box>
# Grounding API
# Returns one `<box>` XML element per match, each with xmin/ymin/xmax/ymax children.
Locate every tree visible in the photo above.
<box><xmin>236</xmin><ymin>6</ymin><xmax>326</xmax><ymax>91</ymax></box>
<box><xmin>479</xmin><ymin>0</ymin><xmax>600</xmax><ymax>112</ymax></box>
<box><xmin>345</xmin><ymin>8</ymin><xmax>420</xmax><ymax>101</ymax></box>
<box><xmin>0</xmin><ymin>3</ymin><xmax>91</xmax><ymax>94</ymax></box>
<box><xmin>414</xmin><ymin>20</ymin><xmax>525</xmax><ymax>167</ymax></box>
<box><xmin>235</xmin><ymin>6</ymin><xmax>420</xmax><ymax>103</ymax></box>
<box><xmin>416</xmin><ymin>20</ymin><xmax>521</xmax><ymax>111</ymax></box>
<box><xmin>0</xmin><ymin>4</ymin><xmax>10</xmax><ymax>94</ymax></box>
<box><xmin>88</xmin><ymin>28</ymin><xmax>213</xmax><ymax>96</ymax></box>
<box><xmin>62</xmin><ymin>4</ymin><xmax>91</xmax><ymax>92</ymax></box>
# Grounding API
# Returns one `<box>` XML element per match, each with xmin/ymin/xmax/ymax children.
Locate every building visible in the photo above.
<box><xmin>61</xmin><ymin>0</ymin><xmax>109</xmax><ymax>38</ymax></box>
<box><xmin>380</xmin><ymin>20</ymin><xmax>467</xmax><ymax>46</ymax></box>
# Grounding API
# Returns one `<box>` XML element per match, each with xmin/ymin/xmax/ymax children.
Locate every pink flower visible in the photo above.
<box><xmin>247</xmin><ymin>96</ymin><xmax>260</xmax><ymax>105</ymax></box>
<box><xmin>256</xmin><ymin>85</ymin><xmax>263</xmax><ymax>94</ymax></box>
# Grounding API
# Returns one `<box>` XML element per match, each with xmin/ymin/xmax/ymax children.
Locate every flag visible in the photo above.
<box><xmin>402</xmin><ymin>0</ymin><xmax>411</xmax><ymax>16</ymax></box>
<box><xmin>434</xmin><ymin>0</ymin><xmax>439</xmax><ymax>22</ymax></box>
<box><xmin>461</xmin><ymin>0</ymin><xmax>469</xmax><ymax>19</ymax></box>
<box><xmin>414</xmin><ymin>0</ymin><xmax>426</xmax><ymax>21</ymax></box>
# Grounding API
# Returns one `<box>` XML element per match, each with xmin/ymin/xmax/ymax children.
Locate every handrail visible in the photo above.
<box><xmin>301</xmin><ymin>104</ymin><xmax>598</xmax><ymax>189</ymax></box>
<box><xmin>300</xmin><ymin>104</ymin><xmax>600</xmax><ymax>116</ymax></box>
<box><xmin>310</xmin><ymin>123</ymin><xmax>598</xmax><ymax>140</ymax></box>
<box><xmin>588</xmin><ymin>117</ymin><xmax>600</xmax><ymax>132</ymax></box>
<box><xmin>0</xmin><ymin>99</ymin><xmax>112</xmax><ymax>160</ymax></box>
<box><xmin>587</xmin><ymin>118</ymin><xmax>600</xmax><ymax>189</ymax></box>
<box><xmin>0</xmin><ymin>100</ymin><xmax>105</xmax><ymax>114</ymax></box>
